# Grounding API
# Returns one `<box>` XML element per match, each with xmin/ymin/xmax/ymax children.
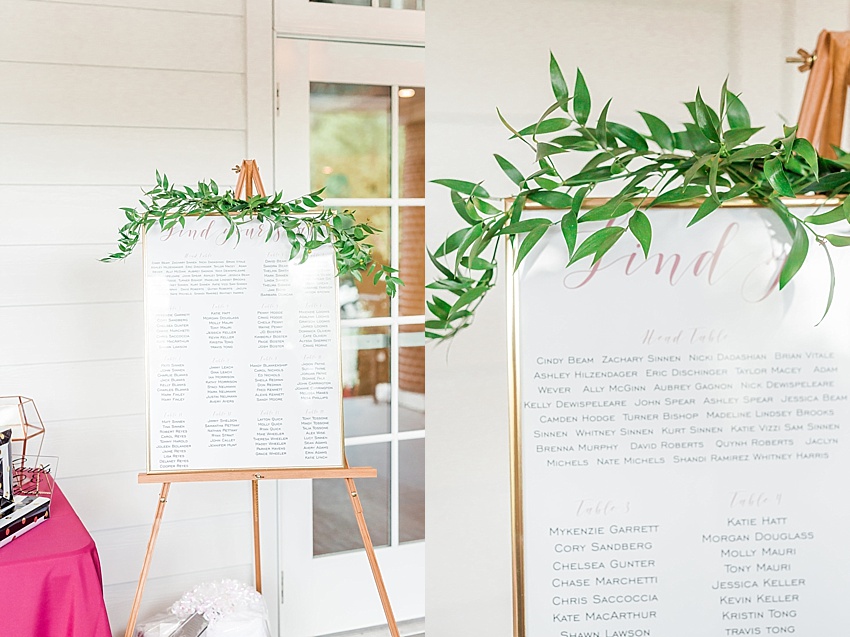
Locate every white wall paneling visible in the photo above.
<box><xmin>0</xmin><ymin>0</ymin><xmax>271</xmax><ymax>633</ymax></box>
<box><xmin>0</xmin><ymin>62</ymin><xmax>246</xmax><ymax>129</ymax></box>
<box><xmin>0</xmin><ymin>246</ymin><xmax>141</xmax><ymax>307</ymax></box>
<box><xmin>0</xmin><ymin>186</ymin><xmax>156</xmax><ymax>246</ymax></box>
<box><xmin>37</xmin><ymin>0</ymin><xmax>244</xmax><ymax>16</ymax></box>
<box><xmin>0</xmin><ymin>125</ymin><xmax>244</xmax><ymax>186</ymax></box>
<box><xmin>0</xmin><ymin>0</ymin><xmax>244</xmax><ymax>72</ymax></box>
<box><xmin>0</xmin><ymin>302</ymin><xmax>142</xmax><ymax>366</ymax></box>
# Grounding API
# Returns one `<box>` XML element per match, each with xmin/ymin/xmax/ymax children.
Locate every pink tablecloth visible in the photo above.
<box><xmin>0</xmin><ymin>481</ymin><xmax>111</xmax><ymax>637</ymax></box>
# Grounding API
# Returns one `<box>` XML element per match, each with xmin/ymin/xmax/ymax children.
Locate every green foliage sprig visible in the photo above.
<box><xmin>103</xmin><ymin>171</ymin><xmax>402</xmax><ymax>295</ymax></box>
<box><xmin>428</xmin><ymin>54</ymin><xmax>850</xmax><ymax>340</ymax></box>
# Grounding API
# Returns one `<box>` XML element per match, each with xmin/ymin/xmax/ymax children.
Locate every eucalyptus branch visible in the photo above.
<box><xmin>427</xmin><ymin>53</ymin><xmax>850</xmax><ymax>340</ymax></box>
<box><xmin>102</xmin><ymin>171</ymin><xmax>403</xmax><ymax>295</ymax></box>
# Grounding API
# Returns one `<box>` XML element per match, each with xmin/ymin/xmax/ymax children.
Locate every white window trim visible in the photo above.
<box><xmin>275</xmin><ymin>0</ymin><xmax>425</xmax><ymax>47</ymax></box>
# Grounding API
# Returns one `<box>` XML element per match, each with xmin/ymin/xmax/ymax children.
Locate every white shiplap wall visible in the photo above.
<box><xmin>0</xmin><ymin>0</ymin><xmax>270</xmax><ymax>633</ymax></box>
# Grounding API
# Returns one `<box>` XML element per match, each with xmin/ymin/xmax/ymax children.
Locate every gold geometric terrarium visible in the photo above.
<box><xmin>0</xmin><ymin>395</ymin><xmax>45</xmax><ymax>466</ymax></box>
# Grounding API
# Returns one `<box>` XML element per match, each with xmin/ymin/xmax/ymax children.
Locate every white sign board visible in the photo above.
<box><xmin>513</xmin><ymin>206</ymin><xmax>850</xmax><ymax>635</ymax></box>
<box><xmin>144</xmin><ymin>217</ymin><xmax>343</xmax><ymax>473</ymax></box>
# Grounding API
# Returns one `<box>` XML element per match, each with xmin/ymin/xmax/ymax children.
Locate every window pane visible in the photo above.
<box><xmin>399</xmin><ymin>438</ymin><xmax>424</xmax><ymax>543</ymax></box>
<box><xmin>398</xmin><ymin>87</ymin><xmax>424</xmax><ymax>198</ymax></box>
<box><xmin>313</xmin><ymin>442</ymin><xmax>390</xmax><ymax>556</ymax></box>
<box><xmin>340</xmin><ymin>207</ymin><xmax>390</xmax><ymax>319</ymax></box>
<box><xmin>399</xmin><ymin>206</ymin><xmax>424</xmax><ymax>316</ymax></box>
<box><xmin>311</xmin><ymin>83</ymin><xmax>390</xmax><ymax>198</ymax></box>
<box><xmin>342</xmin><ymin>326</ymin><xmax>390</xmax><ymax>436</ymax></box>
<box><xmin>399</xmin><ymin>325</ymin><xmax>424</xmax><ymax>432</ymax></box>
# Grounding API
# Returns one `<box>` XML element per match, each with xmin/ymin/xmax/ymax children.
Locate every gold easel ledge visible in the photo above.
<box><xmin>138</xmin><ymin>466</ymin><xmax>377</xmax><ymax>484</ymax></box>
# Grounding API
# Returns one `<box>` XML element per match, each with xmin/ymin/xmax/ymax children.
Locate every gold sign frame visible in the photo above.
<box><xmin>141</xmin><ymin>218</ymin><xmax>347</xmax><ymax>475</ymax></box>
<box><xmin>505</xmin><ymin>195</ymin><xmax>839</xmax><ymax>636</ymax></box>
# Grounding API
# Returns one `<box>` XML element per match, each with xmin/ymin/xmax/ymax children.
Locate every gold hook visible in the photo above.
<box><xmin>786</xmin><ymin>48</ymin><xmax>816</xmax><ymax>73</ymax></box>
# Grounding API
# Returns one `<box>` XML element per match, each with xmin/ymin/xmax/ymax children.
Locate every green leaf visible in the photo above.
<box><xmin>805</xmin><ymin>202</ymin><xmax>847</xmax><ymax>225</ymax></box>
<box><xmin>563</xmin><ymin>165</ymin><xmax>615</xmax><ymax>186</ymax></box>
<box><xmin>547</xmin><ymin>135</ymin><xmax>597</xmax><ymax>151</ymax></box>
<box><xmin>549</xmin><ymin>52</ymin><xmax>569</xmax><ymax>108</ymax></box>
<box><xmin>680</xmin><ymin>155</ymin><xmax>712</xmax><ymax>186</ymax></box>
<box><xmin>568</xmin><ymin>225</ymin><xmax>626</xmax><ymax>265</ymax></box>
<box><xmin>728</xmin><ymin>144</ymin><xmax>776</xmax><ymax>162</ymax></box>
<box><xmin>579</xmin><ymin>201</ymin><xmax>635</xmax><ymax>222</ymax></box>
<box><xmin>501</xmin><ymin>217</ymin><xmax>552</xmax><ymax>235</ymax></box>
<box><xmin>573</xmin><ymin>69</ymin><xmax>591</xmax><ymax>125</ymax></box>
<box><xmin>509</xmin><ymin>194</ymin><xmax>527</xmax><ymax>224</ymax></box>
<box><xmin>793</xmin><ymin>137</ymin><xmax>819</xmax><ymax>179</ymax></box>
<box><xmin>472</xmin><ymin>196</ymin><xmax>501</xmax><ymax>216</ymax></box>
<box><xmin>596</xmin><ymin>99</ymin><xmax>612</xmax><ymax>147</ymax></box>
<box><xmin>720</xmin><ymin>183</ymin><xmax>752</xmax><ymax>202</ymax></box>
<box><xmin>515</xmin><ymin>224</ymin><xmax>549</xmax><ymax>270</ymax></box>
<box><xmin>708</xmin><ymin>155</ymin><xmax>719</xmax><ymax>200</ymax></box>
<box><xmin>764</xmin><ymin>158</ymin><xmax>796</xmax><ymax>197</ymax></box>
<box><xmin>428</xmin><ymin>248</ymin><xmax>456</xmax><ymax>279</ymax></box>
<box><xmin>527</xmin><ymin>190</ymin><xmax>573</xmax><ymax>208</ymax></box>
<box><xmin>496</xmin><ymin>107</ymin><xmax>527</xmax><ymax>143</ymax></box>
<box><xmin>816</xmin><ymin>242</ymin><xmax>835</xmax><ymax>326</ymax></box>
<box><xmin>726</xmin><ymin>91</ymin><xmax>751</xmax><ymax>129</ymax></box>
<box><xmin>825</xmin><ymin>233</ymin><xmax>850</xmax><ymax>247</ymax></box>
<box><xmin>494</xmin><ymin>154</ymin><xmax>525</xmax><ymax>187</ymax></box>
<box><xmin>449</xmin><ymin>285</ymin><xmax>489</xmax><ymax>318</ymax></box>
<box><xmin>560</xmin><ymin>211</ymin><xmax>578</xmax><ymax>256</ymax></box>
<box><xmin>766</xmin><ymin>198</ymin><xmax>797</xmax><ymax>237</ymax></box>
<box><xmin>536</xmin><ymin>142</ymin><xmax>569</xmax><ymax>161</ymax></box>
<box><xmin>638</xmin><ymin>111</ymin><xmax>674</xmax><ymax>151</ymax></box>
<box><xmin>450</xmin><ymin>190</ymin><xmax>480</xmax><ymax>224</ymax></box>
<box><xmin>571</xmin><ymin>186</ymin><xmax>589</xmax><ymax>217</ymax></box>
<box><xmin>516</xmin><ymin>118</ymin><xmax>573</xmax><ymax>137</ymax></box>
<box><xmin>687</xmin><ymin>197</ymin><xmax>721</xmax><ymax>227</ymax></box>
<box><xmin>628</xmin><ymin>210</ymin><xmax>652</xmax><ymax>257</ymax></box>
<box><xmin>648</xmin><ymin>185</ymin><xmax>706</xmax><ymax>207</ymax></box>
<box><xmin>694</xmin><ymin>89</ymin><xmax>721</xmax><ymax>142</ymax></box>
<box><xmin>723</xmin><ymin>127</ymin><xmax>763</xmax><ymax>149</ymax></box>
<box><xmin>434</xmin><ymin>228</ymin><xmax>469</xmax><ymax>258</ymax></box>
<box><xmin>461</xmin><ymin>256</ymin><xmax>497</xmax><ymax>270</ymax></box>
<box><xmin>608</xmin><ymin>122</ymin><xmax>648</xmax><ymax>152</ymax></box>
<box><xmin>535</xmin><ymin>176</ymin><xmax>559</xmax><ymax>189</ymax></box>
<box><xmin>779</xmin><ymin>220</ymin><xmax>809</xmax><ymax>289</ymax></box>
<box><xmin>807</xmin><ymin>171</ymin><xmax>850</xmax><ymax>192</ymax></box>
<box><xmin>455</xmin><ymin>223</ymin><xmax>484</xmax><ymax>270</ymax></box>
<box><xmin>432</xmin><ymin>179</ymin><xmax>490</xmax><ymax>198</ymax></box>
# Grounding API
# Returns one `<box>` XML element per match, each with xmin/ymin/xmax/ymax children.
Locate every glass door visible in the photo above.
<box><xmin>274</xmin><ymin>38</ymin><xmax>424</xmax><ymax>636</ymax></box>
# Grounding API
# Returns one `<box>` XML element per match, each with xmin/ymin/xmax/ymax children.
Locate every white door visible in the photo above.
<box><xmin>274</xmin><ymin>37</ymin><xmax>425</xmax><ymax>636</ymax></box>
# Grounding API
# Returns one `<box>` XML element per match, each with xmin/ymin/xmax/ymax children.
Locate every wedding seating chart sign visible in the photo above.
<box><xmin>511</xmin><ymin>205</ymin><xmax>850</xmax><ymax>636</ymax></box>
<box><xmin>144</xmin><ymin>217</ymin><xmax>343</xmax><ymax>473</ymax></box>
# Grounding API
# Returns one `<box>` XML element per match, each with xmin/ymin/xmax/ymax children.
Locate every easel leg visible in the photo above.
<box><xmin>124</xmin><ymin>482</ymin><xmax>171</xmax><ymax>637</ymax></box>
<box><xmin>252</xmin><ymin>478</ymin><xmax>262</xmax><ymax>593</ymax></box>
<box><xmin>345</xmin><ymin>478</ymin><xmax>401</xmax><ymax>637</ymax></box>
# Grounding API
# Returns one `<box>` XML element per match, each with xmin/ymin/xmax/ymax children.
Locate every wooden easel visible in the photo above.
<box><xmin>123</xmin><ymin>466</ymin><xmax>400</xmax><ymax>637</ymax></box>
<box><xmin>124</xmin><ymin>161</ymin><xmax>401</xmax><ymax>637</ymax></box>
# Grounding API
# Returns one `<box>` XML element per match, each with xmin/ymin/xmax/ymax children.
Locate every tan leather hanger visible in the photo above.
<box><xmin>797</xmin><ymin>30</ymin><xmax>850</xmax><ymax>159</ymax></box>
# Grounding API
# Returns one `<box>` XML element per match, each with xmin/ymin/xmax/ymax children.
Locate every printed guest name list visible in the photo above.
<box><xmin>516</xmin><ymin>209</ymin><xmax>850</xmax><ymax>636</ymax></box>
<box><xmin>145</xmin><ymin>217</ymin><xmax>343</xmax><ymax>472</ymax></box>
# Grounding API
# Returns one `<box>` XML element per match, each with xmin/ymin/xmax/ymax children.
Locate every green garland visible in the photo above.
<box><xmin>427</xmin><ymin>54</ymin><xmax>850</xmax><ymax>340</ymax></box>
<box><xmin>102</xmin><ymin>171</ymin><xmax>402</xmax><ymax>295</ymax></box>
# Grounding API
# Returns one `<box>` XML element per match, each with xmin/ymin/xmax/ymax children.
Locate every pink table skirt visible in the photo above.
<box><xmin>0</xmin><ymin>481</ymin><xmax>111</xmax><ymax>637</ymax></box>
